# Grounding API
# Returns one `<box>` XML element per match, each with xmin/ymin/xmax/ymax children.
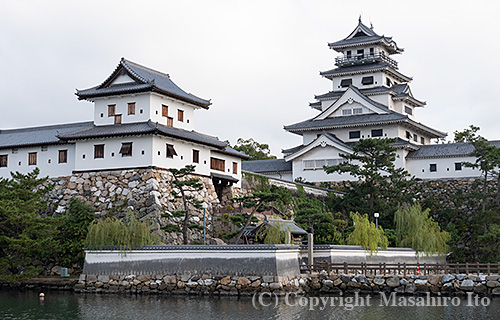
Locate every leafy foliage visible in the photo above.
<box><xmin>293</xmin><ymin>186</ymin><xmax>340</xmax><ymax>244</ymax></box>
<box><xmin>231</xmin><ymin>185</ymin><xmax>292</xmax><ymax>243</ymax></box>
<box><xmin>257</xmin><ymin>221</ymin><xmax>291</xmax><ymax>244</ymax></box>
<box><xmin>347</xmin><ymin>212</ymin><xmax>388</xmax><ymax>254</ymax></box>
<box><xmin>325</xmin><ymin>138</ymin><xmax>417</xmax><ymax>228</ymax></box>
<box><xmin>394</xmin><ymin>204</ymin><xmax>450</xmax><ymax>256</ymax></box>
<box><xmin>0</xmin><ymin>169</ymin><xmax>57</xmax><ymax>280</ymax></box>
<box><xmin>161</xmin><ymin>165</ymin><xmax>204</xmax><ymax>244</ymax></box>
<box><xmin>56</xmin><ymin>198</ymin><xmax>95</xmax><ymax>266</ymax></box>
<box><xmin>232</xmin><ymin>138</ymin><xmax>277</xmax><ymax>160</ymax></box>
<box><xmin>85</xmin><ymin>211</ymin><xmax>160</xmax><ymax>250</ymax></box>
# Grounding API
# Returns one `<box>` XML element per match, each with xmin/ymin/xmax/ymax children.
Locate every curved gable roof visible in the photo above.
<box><xmin>76</xmin><ymin>58</ymin><xmax>211</xmax><ymax>108</ymax></box>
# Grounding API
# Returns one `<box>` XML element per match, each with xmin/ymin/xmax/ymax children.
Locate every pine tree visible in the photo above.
<box><xmin>162</xmin><ymin>165</ymin><xmax>203</xmax><ymax>244</ymax></box>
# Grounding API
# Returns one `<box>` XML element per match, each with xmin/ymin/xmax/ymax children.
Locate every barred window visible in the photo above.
<box><xmin>28</xmin><ymin>152</ymin><xmax>37</xmax><ymax>165</ymax></box>
<box><xmin>94</xmin><ymin>145</ymin><xmax>104</xmax><ymax>159</ymax></box>
<box><xmin>58</xmin><ymin>150</ymin><xmax>68</xmax><ymax>163</ymax></box>
<box><xmin>210</xmin><ymin>157</ymin><xmax>225</xmax><ymax>172</ymax></box>
<box><xmin>0</xmin><ymin>155</ymin><xmax>7</xmax><ymax>167</ymax></box>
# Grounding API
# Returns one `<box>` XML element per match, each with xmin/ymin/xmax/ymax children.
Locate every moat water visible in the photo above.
<box><xmin>0</xmin><ymin>290</ymin><xmax>499</xmax><ymax>320</ymax></box>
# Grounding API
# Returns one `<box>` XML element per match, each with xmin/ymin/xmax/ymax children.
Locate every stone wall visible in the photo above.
<box><xmin>74</xmin><ymin>273</ymin><xmax>500</xmax><ymax>296</ymax></box>
<box><xmin>45</xmin><ymin>168</ymin><xmax>244</xmax><ymax>245</ymax></box>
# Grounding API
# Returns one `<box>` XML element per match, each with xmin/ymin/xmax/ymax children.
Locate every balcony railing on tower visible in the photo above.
<box><xmin>335</xmin><ymin>52</ymin><xmax>398</xmax><ymax>69</ymax></box>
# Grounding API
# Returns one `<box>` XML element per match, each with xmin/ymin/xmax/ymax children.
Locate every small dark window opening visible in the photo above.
<box><xmin>421</xmin><ymin>137</ymin><xmax>425</xmax><ymax>145</ymax></box>
<box><xmin>406</xmin><ymin>131</ymin><xmax>412</xmax><ymax>139</ymax></box>
<box><xmin>340</xmin><ymin>79</ymin><xmax>352</xmax><ymax>88</ymax></box>
<box><xmin>349</xmin><ymin>131</ymin><xmax>361</xmax><ymax>139</ymax></box>
<box><xmin>371</xmin><ymin>129</ymin><xmax>383</xmax><ymax>137</ymax></box>
<box><xmin>413</xmin><ymin>134</ymin><xmax>418</xmax><ymax>142</ymax></box>
<box><xmin>94</xmin><ymin>145</ymin><xmax>104</xmax><ymax>159</ymax></box>
<box><xmin>362</xmin><ymin>76</ymin><xmax>374</xmax><ymax>85</ymax></box>
<box><xmin>405</xmin><ymin>106</ymin><xmax>413</xmax><ymax>115</ymax></box>
<box><xmin>357</xmin><ymin>49</ymin><xmax>364</xmax><ymax>59</ymax></box>
<box><xmin>120</xmin><ymin>142</ymin><xmax>133</xmax><ymax>157</ymax></box>
<box><xmin>369</xmin><ymin>47</ymin><xmax>374</xmax><ymax>56</ymax></box>
<box><xmin>430</xmin><ymin>164</ymin><xmax>437</xmax><ymax>172</ymax></box>
<box><xmin>386</xmin><ymin>78</ymin><xmax>392</xmax><ymax>87</ymax></box>
<box><xmin>455</xmin><ymin>162</ymin><xmax>462</xmax><ymax>171</ymax></box>
<box><xmin>346</xmin><ymin>50</ymin><xmax>352</xmax><ymax>58</ymax></box>
<box><xmin>193</xmin><ymin>149</ymin><xmax>200</xmax><ymax>163</ymax></box>
<box><xmin>166</xmin><ymin>144</ymin><xmax>177</xmax><ymax>158</ymax></box>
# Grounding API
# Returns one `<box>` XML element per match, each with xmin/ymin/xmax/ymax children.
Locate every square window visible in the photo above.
<box><xmin>361</xmin><ymin>76</ymin><xmax>374</xmax><ymax>85</ymax></box>
<box><xmin>193</xmin><ymin>149</ymin><xmax>199</xmax><ymax>163</ymax></box>
<box><xmin>28</xmin><ymin>152</ymin><xmax>37</xmax><ymax>166</ymax></box>
<box><xmin>108</xmin><ymin>104</ymin><xmax>115</xmax><ymax>117</ymax></box>
<box><xmin>128</xmin><ymin>103</ymin><xmax>136</xmax><ymax>115</ymax></box>
<box><xmin>455</xmin><ymin>162</ymin><xmax>462</xmax><ymax>171</ymax></box>
<box><xmin>349</xmin><ymin>131</ymin><xmax>361</xmax><ymax>139</ymax></box>
<box><xmin>94</xmin><ymin>145</ymin><xmax>104</xmax><ymax>159</ymax></box>
<box><xmin>0</xmin><ymin>155</ymin><xmax>7</xmax><ymax>167</ymax></box>
<box><xmin>178</xmin><ymin>110</ymin><xmax>184</xmax><ymax>122</ymax></box>
<box><xmin>166</xmin><ymin>144</ymin><xmax>177</xmax><ymax>158</ymax></box>
<box><xmin>210</xmin><ymin>157</ymin><xmax>225</xmax><ymax>172</ymax></box>
<box><xmin>430</xmin><ymin>164</ymin><xmax>437</xmax><ymax>172</ymax></box>
<box><xmin>58</xmin><ymin>150</ymin><xmax>68</xmax><ymax>163</ymax></box>
<box><xmin>340</xmin><ymin>79</ymin><xmax>352</xmax><ymax>88</ymax></box>
<box><xmin>120</xmin><ymin>142</ymin><xmax>133</xmax><ymax>157</ymax></box>
<box><xmin>371</xmin><ymin>129</ymin><xmax>383</xmax><ymax>137</ymax></box>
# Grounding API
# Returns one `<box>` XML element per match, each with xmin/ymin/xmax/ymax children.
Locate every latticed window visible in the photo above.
<box><xmin>120</xmin><ymin>143</ymin><xmax>132</xmax><ymax>157</ymax></box>
<box><xmin>28</xmin><ymin>152</ymin><xmax>37</xmax><ymax>165</ymax></box>
<box><xmin>58</xmin><ymin>150</ymin><xmax>67</xmax><ymax>163</ymax></box>
<box><xmin>353</xmin><ymin>108</ymin><xmax>363</xmax><ymax>114</ymax></box>
<box><xmin>210</xmin><ymin>157</ymin><xmax>225</xmax><ymax>172</ymax></box>
<box><xmin>193</xmin><ymin>149</ymin><xmax>199</xmax><ymax>163</ymax></box>
<box><xmin>304</xmin><ymin>159</ymin><xmax>343</xmax><ymax>170</ymax></box>
<box><xmin>108</xmin><ymin>104</ymin><xmax>115</xmax><ymax>117</ymax></box>
<box><xmin>0</xmin><ymin>155</ymin><xmax>7</xmax><ymax>167</ymax></box>
<box><xmin>128</xmin><ymin>103</ymin><xmax>136</xmax><ymax>115</ymax></box>
<box><xmin>94</xmin><ymin>145</ymin><xmax>104</xmax><ymax>159</ymax></box>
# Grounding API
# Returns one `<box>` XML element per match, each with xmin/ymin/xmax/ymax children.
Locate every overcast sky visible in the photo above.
<box><xmin>1</xmin><ymin>0</ymin><xmax>499</xmax><ymax>156</ymax></box>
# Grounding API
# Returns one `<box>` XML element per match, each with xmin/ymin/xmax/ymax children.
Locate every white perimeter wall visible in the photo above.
<box><xmin>407</xmin><ymin>156</ymin><xmax>481</xmax><ymax>179</ymax></box>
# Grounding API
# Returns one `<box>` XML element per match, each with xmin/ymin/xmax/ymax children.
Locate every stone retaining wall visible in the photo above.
<box><xmin>74</xmin><ymin>273</ymin><xmax>500</xmax><ymax>296</ymax></box>
<box><xmin>44</xmin><ymin>168</ymin><xmax>244</xmax><ymax>244</ymax></box>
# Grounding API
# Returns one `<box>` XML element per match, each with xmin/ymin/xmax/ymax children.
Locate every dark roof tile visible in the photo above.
<box><xmin>242</xmin><ymin>159</ymin><xmax>292</xmax><ymax>173</ymax></box>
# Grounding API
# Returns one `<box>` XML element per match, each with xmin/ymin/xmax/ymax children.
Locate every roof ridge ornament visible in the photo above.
<box><xmin>358</xmin><ymin>14</ymin><xmax>361</xmax><ymax>23</ymax></box>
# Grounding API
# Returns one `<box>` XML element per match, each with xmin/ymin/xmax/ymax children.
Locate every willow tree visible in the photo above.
<box><xmin>394</xmin><ymin>204</ymin><xmax>450</xmax><ymax>256</ymax></box>
<box><xmin>85</xmin><ymin>211</ymin><xmax>160</xmax><ymax>250</ymax></box>
<box><xmin>347</xmin><ymin>212</ymin><xmax>388</xmax><ymax>254</ymax></box>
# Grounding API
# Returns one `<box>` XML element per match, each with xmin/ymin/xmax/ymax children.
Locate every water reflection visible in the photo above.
<box><xmin>0</xmin><ymin>291</ymin><xmax>498</xmax><ymax>320</ymax></box>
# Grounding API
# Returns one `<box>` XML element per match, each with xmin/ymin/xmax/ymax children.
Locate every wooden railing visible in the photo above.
<box><xmin>301</xmin><ymin>262</ymin><xmax>500</xmax><ymax>276</ymax></box>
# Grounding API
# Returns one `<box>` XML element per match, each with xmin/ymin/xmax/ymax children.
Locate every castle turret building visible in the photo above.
<box><xmin>243</xmin><ymin>19</ymin><xmax>499</xmax><ymax>182</ymax></box>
